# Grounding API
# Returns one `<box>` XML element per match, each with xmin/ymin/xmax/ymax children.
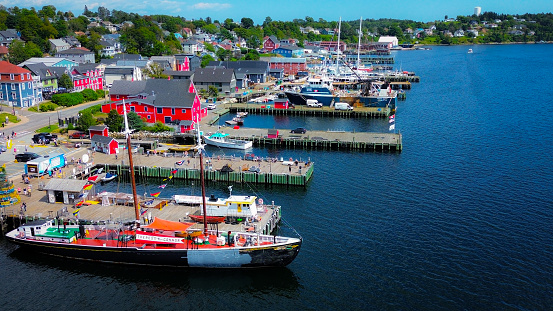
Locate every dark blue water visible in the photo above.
<box><xmin>2</xmin><ymin>44</ymin><xmax>553</xmax><ymax>310</ymax></box>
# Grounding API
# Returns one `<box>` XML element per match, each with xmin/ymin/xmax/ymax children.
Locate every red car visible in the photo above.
<box><xmin>70</xmin><ymin>132</ymin><xmax>88</xmax><ymax>139</ymax></box>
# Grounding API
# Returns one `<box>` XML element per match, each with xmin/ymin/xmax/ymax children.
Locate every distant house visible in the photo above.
<box><xmin>208</xmin><ymin>60</ymin><xmax>269</xmax><ymax>88</ymax></box>
<box><xmin>56</xmin><ymin>48</ymin><xmax>95</xmax><ymax>64</ymax></box>
<box><xmin>20</xmin><ymin>62</ymin><xmax>57</xmax><ymax>96</ymax></box>
<box><xmin>99</xmin><ymin>40</ymin><xmax>117</xmax><ymax>57</ymax></box>
<box><xmin>104</xmin><ymin>66</ymin><xmax>143</xmax><ymax>88</ymax></box>
<box><xmin>91</xmin><ymin>135</ymin><xmax>119</xmax><ymax>155</ymax></box>
<box><xmin>150</xmin><ymin>56</ymin><xmax>176</xmax><ymax>71</ymax></box>
<box><xmin>267</xmin><ymin>129</ymin><xmax>279</xmax><ymax>138</ymax></box>
<box><xmin>181</xmin><ymin>39</ymin><xmax>202</xmax><ymax>54</ymax></box>
<box><xmin>88</xmin><ymin>125</ymin><xmax>109</xmax><ymax>138</ymax></box>
<box><xmin>163</xmin><ymin>70</ymin><xmax>193</xmax><ymax>80</ymax></box>
<box><xmin>273</xmin><ymin>45</ymin><xmax>305</xmax><ymax>58</ymax></box>
<box><xmin>63</xmin><ymin>36</ymin><xmax>82</xmax><ymax>48</ymax></box>
<box><xmin>193</xmin><ymin>67</ymin><xmax>236</xmax><ymax>94</ymax></box>
<box><xmin>378</xmin><ymin>36</ymin><xmax>399</xmax><ymax>47</ymax></box>
<box><xmin>0</xmin><ymin>29</ymin><xmax>22</xmax><ymax>47</ymax></box>
<box><xmin>175</xmin><ymin>54</ymin><xmax>201</xmax><ymax>72</ymax></box>
<box><xmin>71</xmin><ymin>64</ymin><xmax>104</xmax><ymax>91</ymax></box>
<box><xmin>49</xmin><ymin>39</ymin><xmax>71</xmax><ymax>53</ymax></box>
<box><xmin>102</xmin><ymin>79</ymin><xmax>205</xmax><ymax>128</ymax></box>
<box><xmin>263</xmin><ymin>36</ymin><xmax>280</xmax><ymax>52</ymax></box>
<box><xmin>0</xmin><ymin>61</ymin><xmax>37</xmax><ymax>107</ymax></box>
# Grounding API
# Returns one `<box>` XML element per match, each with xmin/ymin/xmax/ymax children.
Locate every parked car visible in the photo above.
<box><xmin>207</xmin><ymin>103</ymin><xmax>217</xmax><ymax>110</ymax></box>
<box><xmin>0</xmin><ymin>145</ymin><xmax>6</xmax><ymax>153</ymax></box>
<box><xmin>69</xmin><ymin>132</ymin><xmax>89</xmax><ymax>139</ymax></box>
<box><xmin>32</xmin><ymin>133</ymin><xmax>58</xmax><ymax>144</ymax></box>
<box><xmin>290</xmin><ymin>127</ymin><xmax>307</xmax><ymax>134</ymax></box>
<box><xmin>15</xmin><ymin>152</ymin><xmax>40</xmax><ymax>163</ymax></box>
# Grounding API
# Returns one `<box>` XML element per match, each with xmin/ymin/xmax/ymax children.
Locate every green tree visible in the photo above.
<box><xmin>127</xmin><ymin>111</ymin><xmax>145</xmax><ymax>131</ymax></box>
<box><xmin>200</xmin><ymin>54</ymin><xmax>215</xmax><ymax>67</ymax></box>
<box><xmin>143</xmin><ymin>62</ymin><xmax>168</xmax><ymax>79</ymax></box>
<box><xmin>77</xmin><ymin>110</ymin><xmax>95</xmax><ymax>131</ymax></box>
<box><xmin>105</xmin><ymin>109</ymin><xmax>123</xmax><ymax>132</ymax></box>
<box><xmin>208</xmin><ymin>85</ymin><xmax>219</xmax><ymax>99</ymax></box>
<box><xmin>7</xmin><ymin>40</ymin><xmax>29</xmax><ymax>64</ymax></box>
<box><xmin>204</xmin><ymin>42</ymin><xmax>215</xmax><ymax>53</ymax></box>
<box><xmin>144</xmin><ymin>122</ymin><xmax>174</xmax><ymax>133</ymax></box>
<box><xmin>241</xmin><ymin>17</ymin><xmax>254</xmax><ymax>29</ymax></box>
<box><xmin>58</xmin><ymin>73</ymin><xmax>73</xmax><ymax>90</ymax></box>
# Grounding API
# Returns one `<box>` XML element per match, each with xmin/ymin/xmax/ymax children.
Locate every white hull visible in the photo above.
<box><xmin>204</xmin><ymin>136</ymin><xmax>253</xmax><ymax>150</ymax></box>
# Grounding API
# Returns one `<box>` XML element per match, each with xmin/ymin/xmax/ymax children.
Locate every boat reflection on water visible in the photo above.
<box><xmin>9</xmin><ymin>245</ymin><xmax>300</xmax><ymax>294</ymax></box>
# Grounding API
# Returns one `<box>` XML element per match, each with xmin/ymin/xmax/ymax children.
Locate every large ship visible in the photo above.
<box><xmin>6</xmin><ymin>102</ymin><xmax>301</xmax><ymax>268</ymax></box>
<box><xmin>284</xmin><ymin>77</ymin><xmax>397</xmax><ymax>110</ymax></box>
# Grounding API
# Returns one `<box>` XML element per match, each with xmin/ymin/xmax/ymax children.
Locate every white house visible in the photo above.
<box><xmin>378</xmin><ymin>36</ymin><xmax>398</xmax><ymax>47</ymax></box>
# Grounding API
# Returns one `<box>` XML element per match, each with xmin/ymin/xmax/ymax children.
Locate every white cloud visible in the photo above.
<box><xmin>189</xmin><ymin>2</ymin><xmax>231</xmax><ymax>10</ymax></box>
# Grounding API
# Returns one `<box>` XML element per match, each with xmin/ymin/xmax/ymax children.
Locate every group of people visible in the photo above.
<box><xmin>17</xmin><ymin>185</ymin><xmax>32</xmax><ymax>197</ymax></box>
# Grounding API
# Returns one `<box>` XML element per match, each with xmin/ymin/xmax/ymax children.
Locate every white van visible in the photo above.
<box><xmin>334</xmin><ymin>102</ymin><xmax>353</xmax><ymax>110</ymax></box>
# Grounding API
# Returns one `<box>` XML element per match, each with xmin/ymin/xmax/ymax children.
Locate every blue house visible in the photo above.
<box><xmin>273</xmin><ymin>45</ymin><xmax>304</xmax><ymax>58</ymax></box>
<box><xmin>0</xmin><ymin>61</ymin><xmax>38</xmax><ymax>108</ymax></box>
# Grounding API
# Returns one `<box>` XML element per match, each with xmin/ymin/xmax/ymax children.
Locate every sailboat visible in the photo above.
<box><xmin>6</xmin><ymin>101</ymin><xmax>301</xmax><ymax>268</ymax></box>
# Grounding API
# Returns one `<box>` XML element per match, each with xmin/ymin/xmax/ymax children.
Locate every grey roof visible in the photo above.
<box><xmin>208</xmin><ymin>60</ymin><xmax>268</xmax><ymax>75</ymax></box>
<box><xmin>110</xmin><ymin>79</ymin><xmax>196</xmax><ymax>108</ymax></box>
<box><xmin>104</xmin><ymin>67</ymin><xmax>136</xmax><ymax>75</ymax></box>
<box><xmin>276</xmin><ymin>45</ymin><xmax>303</xmax><ymax>51</ymax></box>
<box><xmin>47</xmin><ymin>66</ymin><xmax>68</xmax><ymax>77</ymax></box>
<box><xmin>113</xmin><ymin>53</ymin><xmax>143</xmax><ymax>60</ymax></box>
<box><xmin>100</xmin><ymin>59</ymin><xmax>118</xmax><ymax>66</ymax></box>
<box><xmin>72</xmin><ymin>63</ymin><xmax>100</xmax><ymax>74</ymax></box>
<box><xmin>56</xmin><ymin>48</ymin><xmax>94</xmax><ymax>55</ymax></box>
<box><xmin>43</xmin><ymin>179</ymin><xmax>89</xmax><ymax>192</ymax></box>
<box><xmin>116</xmin><ymin>60</ymin><xmax>149</xmax><ymax>68</ymax></box>
<box><xmin>193</xmin><ymin>67</ymin><xmax>235</xmax><ymax>83</ymax></box>
<box><xmin>91</xmin><ymin>135</ymin><xmax>116</xmax><ymax>144</ymax></box>
<box><xmin>164</xmin><ymin>70</ymin><xmax>193</xmax><ymax>77</ymax></box>
<box><xmin>22</xmin><ymin>63</ymin><xmax>52</xmax><ymax>80</ymax></box>
<box><xmin>179</xmin><ymin>120</ymin><xmax>193</xmax><ymax>126</ymax></box>
<box><xmin>89</xmin><ymin>125</ymin><xmax>108</xmax><ymax>131</ymax></box>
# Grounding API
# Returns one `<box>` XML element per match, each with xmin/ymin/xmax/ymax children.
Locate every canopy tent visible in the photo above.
<box><xmin>142</xmin><ymin>217</ymin><xmax>194</xmax><ymax>231</ymax></box>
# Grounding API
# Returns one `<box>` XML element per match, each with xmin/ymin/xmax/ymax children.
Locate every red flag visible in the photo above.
<box><xmin>88</xmin><ymin>175</ymin><xmax>99</xmax><ymax>182</ymax></box>
<box><xmin>83</xmin><ymin>184</ymin><xmax>93</xmax><ymax>190</ymax></box>
<box><xmin>151</xmin><ymin>192</ymin><xmax>161</xmax><ymax>197</ymax></box>
<box><xmin>171</xmin><ymin>169</ymin><xmax>177</xmax><ymax>174</ymax></box>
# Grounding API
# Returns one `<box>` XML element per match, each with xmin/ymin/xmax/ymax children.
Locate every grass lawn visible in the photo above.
<box><xmin>35</xmin><ymin>124</ymin><xmax>60</xmax><ymax>133</ymax></box>
<box><xmin>0</xmin><ymin>112</ymin><xmax>20</xmax><ymax>125</ymax></box>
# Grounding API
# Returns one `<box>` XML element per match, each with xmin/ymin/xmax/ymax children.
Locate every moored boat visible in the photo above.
<box><xmin>101</xmin><ymin>173</ymin><xmax>117</xmax><ymax>182</ymax></box>
<box><xmin>203</xmin><ymin>133</ymin><xmax>253</xmax><ymax>150</ymax></box>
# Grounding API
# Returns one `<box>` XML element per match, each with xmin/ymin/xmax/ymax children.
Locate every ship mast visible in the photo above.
<box><xmin>357</xmin><ymin>17</ymin><xmax>362</xmax><ymax>69</ymax></box>
<box><xmin>122</xmin><ymin>100</ymin><xmax>140</xmax><ymax>222</ymax></box>
<box><xmin>336</xmin><ymin>17</ymin><xmax>341</xmax><ymax>76</ymax></box>
<box><xmin>197</xmin><ymin>127</ymin><xmax>208</xmax><ymax>236</ymax></box>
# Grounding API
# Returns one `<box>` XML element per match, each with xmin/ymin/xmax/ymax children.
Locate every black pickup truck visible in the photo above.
<box><xmin>32</xmin><ymin>133</ymin><xmax>58</xmax><ymax>144</ymax></box>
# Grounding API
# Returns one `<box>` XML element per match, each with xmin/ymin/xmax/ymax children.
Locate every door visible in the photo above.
<box><xmin>54</xmin><ymin>191</ymin><xmax>64</xmax><ymax>203</ymax></box>
<box><xmin>164</xmin><ymin>116</ymin><xmax>172</xmax><ymax>123</ymax></box>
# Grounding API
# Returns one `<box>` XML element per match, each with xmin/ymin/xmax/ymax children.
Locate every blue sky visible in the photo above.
<box><xmin>1</xmin><ymin>0</ymin><xmax>551</xmax><ymax>23</ymax></box>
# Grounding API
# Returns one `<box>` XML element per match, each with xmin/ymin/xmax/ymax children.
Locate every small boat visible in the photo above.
<box><xmin>101</xmin><ymin>173</ymin><xmax>117</xmax><ymax>182</ymax></box>
<box><xmin>168</xmin><ymin>145</ymin><xmax>196</xmax><ymax>152</ymax></box>
<box><xmin>204</xmin><ymin>133</ymin><xmax>253</xmax><ymax>150</ymax></box>
<box><xmin>468</xmin><ymin>48</ymin><xmax>473</xmax><ymax>53</ymax></box>
<box><xmin>236</xmin><ymin>112</ymin><xmax>248</xmax><ymax>118</ymax></box>
<box><xmin>189</xmin><ymin>214</ymin><xmax>225</xmax><ymax>223</ymax></box>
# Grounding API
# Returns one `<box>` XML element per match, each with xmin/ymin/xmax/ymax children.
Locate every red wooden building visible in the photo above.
<box><xmin>269</xmin><ymin>57</ymin><xmax>307</xmax><ymax>75</ymax></box>
<box><xmin>70</xmin><ymin>65</ymin><xmax>104</xmax><ymax>91</ymax></box>
<box><xmin>91</xmin><ymin>135</ymin><xmax>119</xmax><ymax>155</ymax></box>
<box><xmin>88</xmin><ymin>125</ymin><xmax>109</xmax><ymax>138</ymax></box>
<box><xmin>273</xmin><ymin>99</ymin><xmax>290</xmax><ymax>109</ymax></box>
<box><xmin>263</xmin><ymin>36</ymin><xmax>280</xmax><ymax>52</ymax></box>
<box><xmin>101</xmin><ymin>79</ymin><xmax>205</xmax><ymax>131</ymax></box>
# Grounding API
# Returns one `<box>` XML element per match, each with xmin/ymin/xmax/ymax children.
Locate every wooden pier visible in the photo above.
<box><xmin>223</xmin><ymin>104</ymin><xmax>393</xmax><ymax>119</ymax></box>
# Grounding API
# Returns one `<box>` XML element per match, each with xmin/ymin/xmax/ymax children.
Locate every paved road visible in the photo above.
<box><xmin>0</xmin><ymin>100</ymin><xmax>105</xmax><ymax>179</ymax></box>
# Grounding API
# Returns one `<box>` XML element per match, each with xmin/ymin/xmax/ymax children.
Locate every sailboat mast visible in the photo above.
<box><xmin>336</xmin><ymin>17</ymin><xmax>341</xmax><ymax>76</ymax></box>
<box><xmin>357</xmin><ymin>17</ymin><xmax>362</xmax><ymax>69</ymax></box>
<box><xmin>122</xmin><ymin>100</ymin><xmax>140</xmax><ymax>222</ymax></box>
<box><xmin>197</xmin><ymin>128</ymin><xmax>208</xmax><ymax>236</ymax></box>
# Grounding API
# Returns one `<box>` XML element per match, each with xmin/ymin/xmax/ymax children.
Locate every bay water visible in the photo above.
<box><xmin>1</xmin><ymin>44</ymin><xmax>552</xmax><ymax>310</ymax></box>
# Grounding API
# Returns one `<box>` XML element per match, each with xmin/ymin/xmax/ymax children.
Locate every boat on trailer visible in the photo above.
<box><xmin>6</xmin><ymin>102</ymin><xmax>301</xmax><ymax>268</ymax></box>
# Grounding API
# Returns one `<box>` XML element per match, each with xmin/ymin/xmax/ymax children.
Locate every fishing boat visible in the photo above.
<box><xmin>203</xmin><ymin>133</ymin><xmax>253</xmax><ymax>150</ymax></box>
<box><xmin>5</xmin><ymin>101</ymin><xmax>301</xmax><ymax>268</ymax></box>
<box><xmin>168</xmin><ymin>145</ymin><xmax>197</xmax><ymax>152</ymax></box>
<box><xmin>468</xmin><ymin>48</ymin><xmax>473</xmax><ymax>54</ymax></box>
<box><xmin>188</xmin><ymin>214</ymin><xmax>225</xmax><ymax>223</ymax></box>
<box><xmin>101</xmin><ymin>173</ymin><xmax>117</xmax><ymax>182</ymax></box>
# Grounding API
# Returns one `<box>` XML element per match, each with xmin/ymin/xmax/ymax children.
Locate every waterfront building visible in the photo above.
<box><xmin>269</xmin><ymin>57</ymin><xmax>307</xmax><ymax>75</ymax></box>
<box><xmin>102</xmin><ymin>79</ymin><xmax>205</xmax><ymax>129</ymax></box>
<box><xmin>193</xmin><ymin>67</ymin><xmax>236</xmax><ymax>94</ymax></box>
<box><xmin>0</xmin><ymin>61</ymin><xmax>37</xmax><ymax>108</ymax></box>
<box><xmin>56</xmin><ymin>48</ymin><xmax>95</xmax><ymax>64</ymax></box>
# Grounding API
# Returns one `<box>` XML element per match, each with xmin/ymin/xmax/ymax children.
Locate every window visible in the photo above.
<box><xmin>10</xmin><ymin>74</ymin><xmax>14</xmax><ymax>80</ymax></box>
<box><xmin>0</xmin><ymin>93</ymin><xmax>3</xmax><ymax>99</ymax></box>
<box><xmin>28</xmin><ymin>82</ymin><xmax>31</xmax><ymax>88</ymax></box>
<box><xmin>147</xmin><ymin>115</ymin><xmax>151</xmax><ymax>119</ymax></box>
<box><xmin>157</xmin><ymin>107</ymin><xmax>162</xmax><ymax>114</ymax></box>
<box><xmin>11</xmin><ymin>83</ymin><xmax>15</xmax><ymax>90</ymax></box>
<box><xmin>171</xmin><ymin>108</ymin><xmax>175</xmax><ymax>115</ymax></box>
<box><xmin>181</xmin><ymin>109</ymin><xmax>186</xmax><ymax>113</ymax></box>
<box><xmin>144</xmin><ymin>107</ymin><xmax>148</xmax><ymax>112</ymax></box>
<box><xmin>22</xmin><ymin>84</ymin><xmax>25</xmax><ymax>90</ymax></box>
<box><xmin>130</xmin><ymin>106</ymin><xmax>135</xmax><ymax>112</ymax></box>
<box><xmin>11</xmin><ymin>92</ymin><xmax>16</xmax><ymax>99</ymax></box>
<box><xmin>20</xmin><ymin>74</ymin><xmax>24</xmax><ymax>80</ymax></box>
<box><xmin>27</xmin><ymin>73</ymin><xmax>30</xmax><ymax>80</ymax></box>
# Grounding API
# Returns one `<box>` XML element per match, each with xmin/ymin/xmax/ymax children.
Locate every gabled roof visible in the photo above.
<box><xmin>49</xmin><ymin>39</ymin><xmax>70</xmax><ymax>47</ymax></box>
<box><xmin>91</xmin><ymin>135</ymin><xmax>116</xmax><ymax>144</ymax></box>
<box><xmin>22</xmin><ymin>63</ymin><xmax>53</xmax><ymax>80</ymax></box>
<box><xmin>193</xmin><ymin>67</ymin><xmax>235</xmax><ymax>83</ymax></box>
<box><xmin>19</xmin><ymin>57</ymin><xmax>77</xmax><ymax>67</ymax></box>
<box><xmin>89</xmin><ymin>125</ymin><xmax>108</xmax><ymax>131</ymax></box>
<box><xmin>209</xmin><ymin>60</ymin><xmax>268</xmax><ymax>70</ymax></box>
<box><xmin>163</xmin><ymin>70</ymin><xmax>193</xmax><ymax>78</ymax></box>
<box><xmin>110</xmin><ymin>79</ymin><xmax>197</xmax><ymax>108</ymax></box>
<box><xmin>43</xmin><ymin>179</ymin><xmax>89</xmax><ymax>192</ymax></box>
<box><xmin>72</xmin><ymin>63</ymin><xmax>101</xmax><ymax>74</ymax></box>
<box><xmin>116</xmin><ymin>60</ymin><xmax>149</xmax><ymax>68</ymax></box>
<box><xmin>57</xmin><ymin>48</ymin><xmax>94</xmax><ymax>55</ymax></box>
<box><xmin>0</xmin><ymin>61</ymin><xmax>30</xmax><ymax>74</ymax></box>
<box><xmin>104</xmin><ymin>66</ymin><xmax>136</xmax><ymax>75</ymax></box>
